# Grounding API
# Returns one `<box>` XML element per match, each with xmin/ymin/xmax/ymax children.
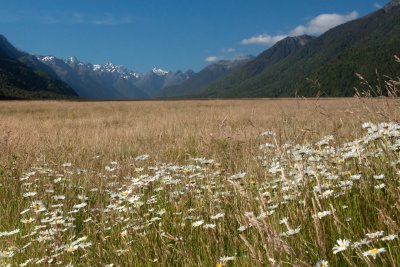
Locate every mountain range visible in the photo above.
<box><xmin>155</xmin><ymin>34</ymin><xmax>334</xmax><ymax>98</ymax></box>
<box><xmin>36</xmin><ymin>55</ymin><xmax>195</xmax><ymax>99</ymax></box>
<box><xmin>157</xmin><ymin>56</ymin><xmax>253</xmax><ymax>98</ymax></box>
<box><xmin>0</xmin><ymin>0</ymin><xmax>399</xmax><ymax>100</ymax></box>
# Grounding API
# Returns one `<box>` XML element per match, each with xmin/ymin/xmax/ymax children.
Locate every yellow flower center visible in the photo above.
<box><xmin>370</xmin><ymin>248</ymin><xmax>379</xmax><ymax>254</ymax></box>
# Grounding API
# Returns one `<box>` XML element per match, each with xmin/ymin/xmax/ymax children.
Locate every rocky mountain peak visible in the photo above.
<box><xmin>66</xmin><ymin>56</ymin><xmax>79</xmax><ymax>64</ymax></box>
<box><xmin>277</xmin><ymin>35</ymin><xmax>314</xmax><ymax>47</ymax></box>
<box><xmin>384</xmin><ymin>0</ymin><xmax>400</xmax><ymax>12</ymax></box>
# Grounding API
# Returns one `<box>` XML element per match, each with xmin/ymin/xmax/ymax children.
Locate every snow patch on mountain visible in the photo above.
<box><xmin>67</xmin><ymin>56</ymin><xmax>78</xmax><ymax>64</ymax></box>
<box><xmin>92</xmin><ymin>64</ymin><xmax>102</xmax><ymax>71</ymax></box>
<box><xmin>41</xmin><ymin>56</ymin><xmax>56</xmax><ymax>62</ymax></box>
<box><xmin>152</xmin><ymin>67</ymin><xmax>169</xmax><ymax>76</ymax></box>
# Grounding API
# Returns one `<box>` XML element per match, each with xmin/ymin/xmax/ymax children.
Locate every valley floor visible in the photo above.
<box><xmin>1</xmin><ymin>98</ymin><xmax>398</xmax><ymax>168</ymax></box>
<box><xmin>0</xmin><ymin>98</ymin><xmax>399</xmax><ymax>266</ymax></box>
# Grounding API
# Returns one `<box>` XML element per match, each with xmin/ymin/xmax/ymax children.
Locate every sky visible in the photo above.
<box><xmin>0</xmin><ymin>0</ymin><xmax>388</xmax><ymax>73</ymax></box>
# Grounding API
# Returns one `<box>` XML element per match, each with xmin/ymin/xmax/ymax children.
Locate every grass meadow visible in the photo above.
<box><xmin>1</xmin><ymin>98</ymin><xmax>400</xmax><ymax>266</ymax></box>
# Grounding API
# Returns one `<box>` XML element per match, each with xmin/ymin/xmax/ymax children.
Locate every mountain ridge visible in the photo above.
<box><xmin>200</xmin><ymin>3</ymin><xmax>400</xmax><ymax>98</ymax></box>
<box><xmin>0</xmin><ymin>34</ymin><xmax>78</xmax><ymax>99</ymax></box>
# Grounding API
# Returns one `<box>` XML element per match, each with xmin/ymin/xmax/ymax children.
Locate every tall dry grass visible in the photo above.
<box><xmin>0</xmin><ymin>98</ymin><xmax>400</xmax><ymax>266</ymax></box>
<box><xmin>1</xmin><ymin>98</ymin><xmax>398</xmax><ymax>171</ymax></box>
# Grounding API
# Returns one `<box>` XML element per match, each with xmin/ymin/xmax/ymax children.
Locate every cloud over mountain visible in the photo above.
<box><xmin>242</xmin><ymin>11</ymin><xmax>359</xmax><ymax>47</ymax></box>
<box><xmin>241</xmin><ymin>34</ymin><xmax>287</xmax><ymax>46</ymax></box>
<box><xmin>289</xmin><ymin>11</ymin><xmax>359</xmax><ymax>36</ymax></box>
<box><xmin>205</xmin><ymin>56</ymin><xmax>219</xmax><ymax>63</ymax></box>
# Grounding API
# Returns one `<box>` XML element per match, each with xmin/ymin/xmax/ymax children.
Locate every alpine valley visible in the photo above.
<box><xmin>0</xmin><ymin>0</ymin><xmax>399</xmax><ymax>100</ymax></box>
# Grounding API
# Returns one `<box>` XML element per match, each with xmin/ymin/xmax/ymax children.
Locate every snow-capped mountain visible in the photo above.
<box><xmin>37</xmin><ymin>55</ymin><xmax>146</xmax><ymax>99</ymax></box>
<box><xmin>91</xmin><ymin>63</ymin><xmax>141</xmax><ymax>79</ymax></box>
<box><xmin>52</xmin><ymin>56</ymin><xmax>142</xmax><ymax>80</ymax></box>
<box><xmin>37</xmin><ymin>55</ymin><xmax>194</xmax><ymax>99</ymax></box>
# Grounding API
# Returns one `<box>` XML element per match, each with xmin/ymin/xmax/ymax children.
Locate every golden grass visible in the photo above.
<box><xmin>1</xmin><ymin>98</ymin><xmax>400</xmax><ymax>266</ymax></box>
<box><xmin>1</xmin><ymin>98</ymin><xmax>398</xmax><ymax>170</ymax></box>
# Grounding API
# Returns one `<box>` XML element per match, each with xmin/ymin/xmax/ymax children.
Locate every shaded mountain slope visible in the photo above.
<box><xmin>201</xmin><ymin>2</ymin><xmax>400</xmax><ymax>98</ymax></box>
<box><xmin>0</xmin><ymin>35</ymin><xmax>78</xmax><ymax>99</ymax></box>
<box><xmin>158</xmin><ymin>57</ymin><xmax>252</xmax><ymax>98</ymax></box>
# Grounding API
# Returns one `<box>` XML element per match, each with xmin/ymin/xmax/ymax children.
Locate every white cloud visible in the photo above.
<box><xmin>67</xmin><ymin>13</ymin><xmax>132</xmax><ymax>25</ymax></box>
<box><xmin>374</xmin><ymin>2</ymin><xmax>382</xmax><ymax>9</ymax></box>
<box><xmin>289</xmin><ymin>11</ymin><xmax>359</xmax><ymax>36</ymax></box>
<box><xmin>241</xmin><ymin>34</ymin><xmax>287</xmax><ymax>45</ymax></box>
<box><xmin>205</xmin><ymin>56</ymin><xmax>219</xmax><ymax>63</ymax></box>
<box><xmin>18</xmin><ymin>12</ymin><xmax>133</xmax><ymax>25</ymax></box>
<box><xmin>241</xmin><ymin>11</ymin><xmax>359</xmax><ymax>46</ymax></box>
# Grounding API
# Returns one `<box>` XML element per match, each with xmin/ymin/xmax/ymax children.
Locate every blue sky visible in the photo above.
<box><xmin>0</xmin><ymin>0</ymin><xmax>387</xmax><ymax>72</ymax></box>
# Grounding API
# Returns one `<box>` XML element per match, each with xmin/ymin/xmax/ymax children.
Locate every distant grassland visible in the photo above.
<box><xmin>1</xmin><ymin>99</ymin><xmax>398</xmax><ymax>169</ymax></box>
<box><xmin>0</xmin><ymin>99</ymin><xmax>400</xmax><ymax>266</ymax></box>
